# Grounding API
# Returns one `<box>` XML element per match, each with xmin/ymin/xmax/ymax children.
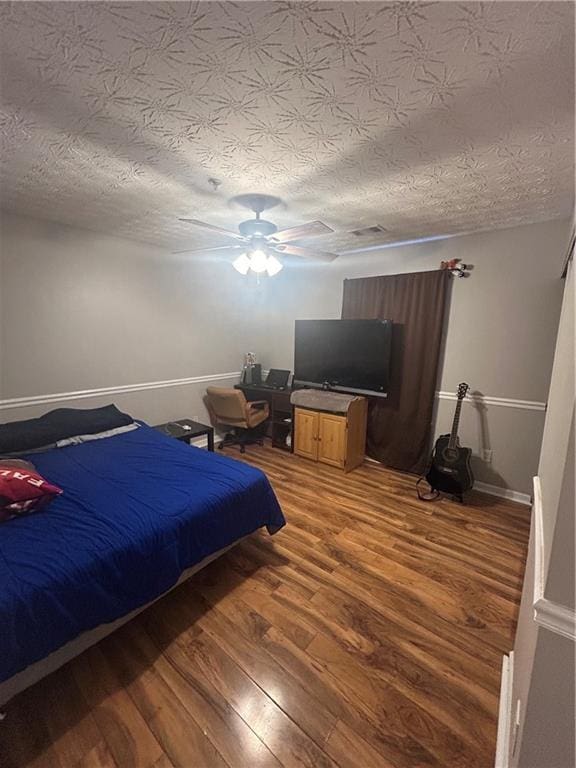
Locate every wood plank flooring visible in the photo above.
<box><xmin>0</xmin><ymin>447</ymin><xmax>531</xmax><ymax>768</ymax></box>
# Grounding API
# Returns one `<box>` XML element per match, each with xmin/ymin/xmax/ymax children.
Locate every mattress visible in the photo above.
<box><xmin>0</xmin><ymin>424</ymin><xmax>285</xmax><ymax>682</ymax></box>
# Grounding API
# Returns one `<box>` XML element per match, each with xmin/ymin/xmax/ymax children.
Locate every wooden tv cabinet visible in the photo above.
<box><xmin>293</xmin><ymin>396</ymin><xmax>368</xmax><ymax>473</ymax></box>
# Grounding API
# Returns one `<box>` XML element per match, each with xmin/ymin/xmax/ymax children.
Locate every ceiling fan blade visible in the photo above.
<box><xmin>178</xmin><ymin>218</ymin><xmax>245</xmax><ymax>241</ymax></box>
<box><xmin>277</xmin><ymin>244</ymin><xmax>338</xmax><ymax>262</ymax></box>
<box><xmin>172</xmin><ymin>245</ymin><xmax>244</xmax><ymax>255</ymax></box>
<box><xmin>272</xmin><ymin>220</ymin><xmax>334</xmax><ymax>243</ymax></box>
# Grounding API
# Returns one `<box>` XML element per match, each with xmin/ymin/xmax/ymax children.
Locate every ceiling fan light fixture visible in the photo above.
<box><xmin>232</xmin><ymin>252</ymin><xmax>251</xmax><ymax>275</ymax></box>
<box><xmin>248</xmin><ymin>249</ymin><xmax>269</xmax><ymax>273</ymax></box>
<box><xmin>265</xmin><ymin>254</ymin><xmax>283</xmax><ymax>277</ymax></box>
<box><xmin>181</xmin><ymin>202</ymin><xmax>337</xmax><ymax>272</ymax></box>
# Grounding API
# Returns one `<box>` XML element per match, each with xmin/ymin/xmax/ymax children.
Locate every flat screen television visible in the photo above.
<box><xmin>294</xmin><ymin>319</ymin><xmax>392</xmax><ymax>396</ymax></box>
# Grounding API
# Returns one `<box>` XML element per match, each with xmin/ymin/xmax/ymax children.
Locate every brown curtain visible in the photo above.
<box><xmin>342</xmin><ymin>269</ymin><xmax>450</xmax><ymax>475</ymax></box>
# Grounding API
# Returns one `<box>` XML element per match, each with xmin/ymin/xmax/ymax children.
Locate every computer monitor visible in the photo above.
<box><xmin>265</xmin><ymin>369</ymin><xmax>290</xmax><ymax>389</ymax></box>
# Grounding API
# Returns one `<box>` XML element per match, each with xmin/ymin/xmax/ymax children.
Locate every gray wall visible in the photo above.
<box><xmin>1</xmin><ymin>212</ymin><xmax>572</xmax><ymax>496</ymax></box>
<box><xmin>509</xmin><ymin>259</ymin><xmax>575</xmax><ymax>768</ymax></box>
<box><xmin>538</xmin><ymin>260</ymin><xmax>575</xmax><ymax>574</ymax></box>
<box><xmin>514</xmin><ymin>630</ymin><xmax>575</xmax><ymax>768</ymax></box>
<box><xmin>545</xmin><ymin>414</ymin><xmax>575</xmax><ymax>609</ymax></box>
<box><xmin>0</xmin><ymin>211</ymin><xmax>267</xmax><ymax>426</ymax></box>
<box><xmin>258</xmin><ymin>218</ymin><xmax>573</xmax><ymax>495</ymax></box>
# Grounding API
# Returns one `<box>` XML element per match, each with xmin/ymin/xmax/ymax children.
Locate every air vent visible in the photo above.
<box><xmin>350</xmin><ymin>225</ymin><xmax>387</xmax><ymax>237</ymax></box>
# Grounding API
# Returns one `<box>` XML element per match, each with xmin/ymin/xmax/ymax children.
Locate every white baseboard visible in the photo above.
<box><xmin>365</xmin><ymin>458</ymin><xmax>531</xmax><ymax>506</ymax></box>
<box><xmin>474</xmin><ymin>481</ymin><xmax>531</xmax><ymax>506</ymax></box>
<box><xmin>495</xmin><ymin>652</ymin><xmax>514</xmax><ymax>768</ymax></box>
<box><xmin>533</xmin><ymin>475</ymin><xmax>544</xmax><ymax>603</ymax></box>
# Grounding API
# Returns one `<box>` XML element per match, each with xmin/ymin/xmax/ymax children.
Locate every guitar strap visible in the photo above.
<box><xmin>416</xmin><ymin>475</ymin><xmax>440</xmax><ymax>502</ymax></box>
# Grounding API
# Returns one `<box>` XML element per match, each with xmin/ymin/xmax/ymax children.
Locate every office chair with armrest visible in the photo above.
<box><xmin>205</xmin><ymin>386</ymin><xmax>269</xmax><ymax>453</ymax></box>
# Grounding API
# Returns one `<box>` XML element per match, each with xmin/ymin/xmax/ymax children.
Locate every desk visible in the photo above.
<box><xmin>235</xmin><ymin>384</ymin><xmax>292</xmax><ymax>451</ymax></box>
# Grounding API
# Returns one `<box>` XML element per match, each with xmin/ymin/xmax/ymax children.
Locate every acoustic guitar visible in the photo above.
<box><xmin>426</xmin><ymin>382</ymin><xmax>474</xmax><ymax>499</ymax></box>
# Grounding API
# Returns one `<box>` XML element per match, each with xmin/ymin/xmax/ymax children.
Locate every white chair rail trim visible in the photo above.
<box><xmin>0</xmin><ymin>372</ymin><xmax>241</xmax><ymax>411</ymax></box>
<box><xmin>494</xmin><ymin>652</ymin><xmax>514</xmax><ymax>768</ymax></box>
<box><xmin>532</xmin><ymin>475</ymin><xmax>576</xmax><ymax>642</ymax></box>
<box><xmin>437</xmin><ymin>392</ymin><xmax>546</xmax><ymax>412</ymax></box>
<box><xmin>534</xmin><ymin>598</ymin><xmax>576</xmax><ymax>641</ymax></box>
<box><xmin>1</xmin><ymin>381</ymin><xmax>546</xmax><ymax>413</ymax></box>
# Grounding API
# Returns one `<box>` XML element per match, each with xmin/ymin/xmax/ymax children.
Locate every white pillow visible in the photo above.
<box><xmin>56</xmin><ymin>422</ymin><xmax>139</xmax><ymax>447</ymax></box>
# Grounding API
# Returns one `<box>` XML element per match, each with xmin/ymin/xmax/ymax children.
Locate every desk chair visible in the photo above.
<box><xmin>205</xmin><ymin>386</ymin><xmax>269</xmax><ymax>453</ymax></box>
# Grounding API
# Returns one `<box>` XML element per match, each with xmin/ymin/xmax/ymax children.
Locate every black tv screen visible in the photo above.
<box><xmin>294</xmin><ymin>319</ymin><xmax>392</xmax><ymax>396</ymax></box>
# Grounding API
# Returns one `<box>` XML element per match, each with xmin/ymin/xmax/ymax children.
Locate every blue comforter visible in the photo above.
<box><xmin>0</xmin><ymin>425</ymin><xmax>285</xmax><ymax>682</ymax></box>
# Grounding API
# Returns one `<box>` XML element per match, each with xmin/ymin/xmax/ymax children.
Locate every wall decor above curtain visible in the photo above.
<box><xmin>342</xmin><ymin>269</ymin><xmax>451</xmax><ymax>475</ymax></box>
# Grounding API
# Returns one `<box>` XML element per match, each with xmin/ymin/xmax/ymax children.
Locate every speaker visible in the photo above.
<box><xmin>242</xmin><ymin>364</ymin><xmax>262</xmax><ymax>385</ymax></box>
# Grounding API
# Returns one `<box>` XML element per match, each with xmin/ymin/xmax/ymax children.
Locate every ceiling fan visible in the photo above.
<box><xmin>175</xmin><ymin>194</ymin><xmax>338</xmax><ymax>276</ymax></box>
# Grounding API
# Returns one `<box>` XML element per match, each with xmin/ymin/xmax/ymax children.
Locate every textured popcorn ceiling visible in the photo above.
<box><xmin>0</xmin><ymin>1</ymin><xmax>573</xmax><ymax>254</ymax></box>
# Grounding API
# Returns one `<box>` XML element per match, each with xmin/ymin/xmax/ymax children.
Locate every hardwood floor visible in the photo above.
<box><xmin>0</xmin><ymin>447</ymin><xmax>531</xmax><ymax>768</ymax></box>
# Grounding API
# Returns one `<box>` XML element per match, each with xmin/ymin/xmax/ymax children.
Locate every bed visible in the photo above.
<box><xmin>0</xmin><ymin>421</ymin><xmax>285</xmax><ymax>704</ymax></box>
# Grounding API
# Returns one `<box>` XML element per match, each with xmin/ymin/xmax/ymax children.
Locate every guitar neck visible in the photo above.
<box><xmin>448</xmin><ymin>399</ymin><xmax>463</xmax><ymax>448</ymax></box>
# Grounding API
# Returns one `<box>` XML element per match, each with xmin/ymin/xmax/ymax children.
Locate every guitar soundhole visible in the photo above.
<box><xmin>442</xmin><ymin>447</ymin><xmax>459</xmax><ymax>464</ymax></box>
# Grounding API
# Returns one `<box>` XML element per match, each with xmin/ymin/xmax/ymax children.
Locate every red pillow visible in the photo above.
<box><xmin>0</xmin><ymin>461</ymin><xmax>63</xmax><ymax>522</ymax></box>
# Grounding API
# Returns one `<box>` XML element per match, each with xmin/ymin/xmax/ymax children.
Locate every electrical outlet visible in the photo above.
<box><xmin>482</xmin><ymin>448</ymin><xmax>493</xmax><ymax>463</ymax></box>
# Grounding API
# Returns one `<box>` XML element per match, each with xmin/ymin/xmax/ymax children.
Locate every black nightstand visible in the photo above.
<box><xmin>153</xmin><ymin>419</ymin><xmax>214</xmax><ymax>451</ymax></box>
